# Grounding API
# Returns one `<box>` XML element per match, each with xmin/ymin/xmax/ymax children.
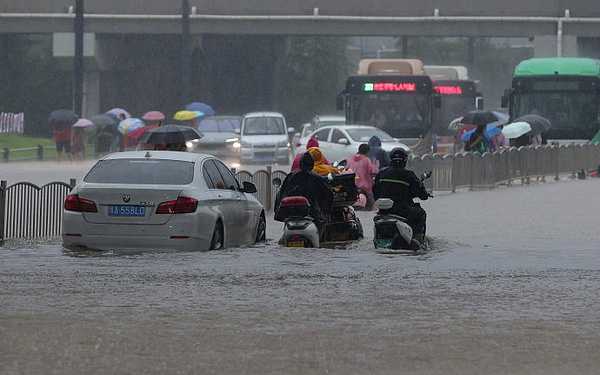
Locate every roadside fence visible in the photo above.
<box><xmin>1</xmin><ymin>143</ymin><xmax>599</xmax><ymax>243</ymax></box>
<box><xmin>0</xmin><ymin>112</ymin><xmax>24</xmax><ymax>134</ymax></box>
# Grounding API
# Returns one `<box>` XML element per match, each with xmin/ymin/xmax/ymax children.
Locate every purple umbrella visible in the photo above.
<box><xmin>106</xmin><ymin>108</ymin><xmax>131</xmax><ymax>120</ymax></box>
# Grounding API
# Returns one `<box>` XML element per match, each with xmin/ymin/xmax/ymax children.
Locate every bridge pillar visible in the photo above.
<box><xmin>533</xmin><ymin>35</ymin><xmax>577</xmax><ymax>58</ymax></box>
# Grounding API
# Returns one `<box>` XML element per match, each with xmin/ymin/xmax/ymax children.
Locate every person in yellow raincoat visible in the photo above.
<box><xmin>307</xmin><ymin>147</ymin><xmax>341</xmax><ymax>176</ymax></box>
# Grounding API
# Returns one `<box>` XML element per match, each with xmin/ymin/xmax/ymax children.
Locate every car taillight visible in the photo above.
<box><xmin>156</xmin><ymin>197</ymin><xmax>198</xmax><ymax>214</ymax></box>
<box><xmin>295</xmin><ymin>142</ymin><xmax>302</xmax><ymax>147</ymax></box>
<box><xmin>64</xmin><ymin>194</ymin><xmax>98</xmax><ymax>212</ymax></box>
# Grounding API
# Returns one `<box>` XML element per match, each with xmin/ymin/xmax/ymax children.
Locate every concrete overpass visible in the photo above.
<box><xmin>2</xmin><ymin>1</ymin><xmax>600</xmax><ymax>122</ymax></box>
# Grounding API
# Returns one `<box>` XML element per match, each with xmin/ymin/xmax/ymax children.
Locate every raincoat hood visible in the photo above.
<box><xmin>306</xmin><ymin>138</ymin><xmax>319</xmax><ymax>149</ymax></box>
<box><xmin>308</xmin><ymin>147</ymin><xmax>341</xmax><ymax>176</ymax></box>
<box><xmin>299</xmin><ymin>152</ymin><xmax>314</xmax><ymax>171</ymax></box>
<box><xmin>368</xmin><ymin>136</ymin><xmax>382</xmax><ymax>148</ymax></box>
<box><xmin>350</xmin><ymin>153</ymin><xmax>368</xmax><ymax>162</ymax></box>
<box><xmin>307</xmin><ymin>147</ymin><xmax>325</xmax><ymax>164</ymax></box>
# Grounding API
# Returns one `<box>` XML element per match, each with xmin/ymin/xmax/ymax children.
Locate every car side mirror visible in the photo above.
<box><xmin>336</xmin><ymin>94</ymin><xmax>345</xmax><ymax>110</ymax></box>
<box><xmin>338</xmin><ymin>138</ymin><xmax>350</xmax><ymax>145</ymax></box>
<box><xmin>287</xmin><ymin>127</ymin><xmax>295</xmax><ymax>133</ymax></box>
<box><xmin>241</xmin><ymin>181</ymin><xmax>257</xmax><ymax>193</ymax></box>
<box><xmin>476</xmin><ymin>95</ymin><xmax>484</xmax><ymax>110</ymax></box>
<box><xmin>272</xmin><ymin>177</ymin><xmax>282</xmax><ymax>188</ymax></box>
<box><xmin>234</xmin><ymin>128</ymin><xmax>241</xmax><ymax>134</ymax></box>
<box><xmin>433</xmin><ymin>94</ymin><xmax>442</xmax><ymax>109</ymax></box>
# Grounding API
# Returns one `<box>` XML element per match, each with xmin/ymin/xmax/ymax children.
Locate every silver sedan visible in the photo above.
<box><xmin>62</xmin><ymin>151</ymin><xmax>265</xmax><ymax>252</ymax></box>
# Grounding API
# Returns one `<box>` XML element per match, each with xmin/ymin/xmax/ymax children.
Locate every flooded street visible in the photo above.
<box><xmin>1</xmin><ymin>163</ymin><xmax>600</xmax><ymax>374</ymax></box>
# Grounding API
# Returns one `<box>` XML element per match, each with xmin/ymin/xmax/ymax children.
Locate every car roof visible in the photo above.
<box><xmin>101</xmin><ymin>150</ymin><xmax>216</xmax><ymax>163</ymax></box>
<box><xmin>243</xmin><ymin>111</ymin><xmax>285</xmax><ymax>118</ymax></box>
<box><xmin>314</xmin><ymin>115</ymin><xmax>345</xmax><ymax>121</ymax></box>
<box><xmin>200</xmin><ymin>115</ymin><xmax>242</xmax><ymax>120</ymax></box>
<box><xmin>312</xmin><ymin>124</ymin><xmax>379</xmax><ymax>131</ymax></box>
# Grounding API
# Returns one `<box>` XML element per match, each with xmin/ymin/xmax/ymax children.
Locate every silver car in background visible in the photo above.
<box><xmin>62</xmin><ymin>151</ymin><xmax>265</xmax><ymax>252</ymax></box>
<box><xmin>186</xmin><ymin>115</ymin><xmax>242</xmax><ymax>159</ymax></box>
<box><xmin>239</xmin><ymin>111</ymin><xmax>293</xmax><ymax>164</ymax></box>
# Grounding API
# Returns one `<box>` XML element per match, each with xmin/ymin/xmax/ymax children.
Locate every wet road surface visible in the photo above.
<box><xmin>1</xmin><ymin>162</ymin><xmax>600</xmax><ymax>374</ymax></box>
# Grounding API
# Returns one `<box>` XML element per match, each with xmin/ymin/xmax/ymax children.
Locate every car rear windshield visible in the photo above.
<box><xmin>198</xmin><ymin>117</ymin><xmax>240</xmax><ymax>132</ymax></box>
<box><xmin>346</xmin><ymin>128</ymin><xmax>395</xmax><ymax>143</ymax></box>
<box><xmin>243</xmin><ymin>117</ymin><xmax>285</xmax><ymax>135</ymax></box>
<box><xmin>84</xmin><ymin>159</ymin><xmax>194</xmax><ymax>185</ymax></box>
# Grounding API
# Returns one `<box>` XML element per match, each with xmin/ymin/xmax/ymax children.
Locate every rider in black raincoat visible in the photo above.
<box><xmin>274</xmin><ymin>152</ymin><xmax>333</xmax><ymax>230</ymax></box>
<box><xmin>373</xmin><ymin>148</ymin><xmax>429</xmax><ymax>242</ymax></box>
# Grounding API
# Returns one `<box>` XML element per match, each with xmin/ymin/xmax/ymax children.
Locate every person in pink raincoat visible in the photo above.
<box><xmin>345</xmin><ymin>143</ymin><xmax>378</xmax><ymax>210</ymax></box>
<box><xmin>290</xmin><ymin>138</ymin><xmax>330</xmax><ymax>171</ymax></box>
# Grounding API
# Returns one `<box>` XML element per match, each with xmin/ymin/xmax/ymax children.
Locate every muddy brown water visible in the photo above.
<box><xmin>1</xmin><ymin>164</ymin><xmax>599</xmax><ymax>374</ymax></box>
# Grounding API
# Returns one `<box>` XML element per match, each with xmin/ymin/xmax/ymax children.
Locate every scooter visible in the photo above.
<box><xmin>373</xmin><ymin>170</ymin><xmax>432</xmax><ymax>252</ymax></box>
<box><xmin>275</xmin><ymin>195</ymin><xmax>321</xmax><ymax>247</ymax></box>
<box><xmin>273</xmin><ymin>172</ymin><xmax>363</xmax><ymax>248</ymax></box>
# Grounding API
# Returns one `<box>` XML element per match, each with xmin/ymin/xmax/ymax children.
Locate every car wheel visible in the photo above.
<box><xmin>209</xmin><ymin>220</ymin><xmax>224</xmax><ymax>250</ymax></box>
<box><xmin>255</xmin><ymin>212</ymin><xmax>266</xmax><ymax>243</ymax></box>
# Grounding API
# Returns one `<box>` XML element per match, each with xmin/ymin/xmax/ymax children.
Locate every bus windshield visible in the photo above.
<box><xmin>433</xmin><ymin>96</ymin><xmax>475</xmax><ymax>135</ymax></box>
<box><xmin>513</xmin><ymin>92</ymin><xmax>598</xmax><ymax>136</ymax></box>
<box><xmin>349</xmin><ymin>93</ymin><xmax>431</xmax><ymax>138</ymax></box>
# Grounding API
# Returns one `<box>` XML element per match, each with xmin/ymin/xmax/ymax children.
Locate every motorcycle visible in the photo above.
<box><xmin>373</xmin><ymin>170</ymin><xmax>433</xmax><ymax>252</ymax></box>
<box><xmin>273</xmin><ymin>172</ymin><xmax>363</xmax><ymax>248</ymax></box>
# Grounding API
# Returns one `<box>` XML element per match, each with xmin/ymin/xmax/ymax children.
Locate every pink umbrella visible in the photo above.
<box><xmin>71</xmin><ymin>118</ymin><xmax>94</xmax><ymax>128</ymax></box>
<box><xmin>141</xmin><ymin>111</ymin><xmax>165</xmax><ymax>121</ymax></box>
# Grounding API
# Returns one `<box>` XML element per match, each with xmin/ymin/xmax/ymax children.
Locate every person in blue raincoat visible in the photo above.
<box><xmin>368</xmin><ymin>135</ymin><xmax>390</xmax><ymax>169</ymax></box>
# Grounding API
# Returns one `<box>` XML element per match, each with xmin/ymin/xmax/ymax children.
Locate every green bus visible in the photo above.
<box><xmin>502</xmin><ymin>58</ymin><xmax>600</xmax><ymax>141</ymax></box>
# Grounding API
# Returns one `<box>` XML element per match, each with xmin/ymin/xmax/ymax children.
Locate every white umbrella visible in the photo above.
<box><xmin>502</xmin><ymin>121</ymin><xmax>532</xmax><ymax>139</ymax></box>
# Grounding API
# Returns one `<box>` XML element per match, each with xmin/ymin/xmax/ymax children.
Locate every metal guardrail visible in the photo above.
<box><xmin>2</xmin><ymin>144</ymin><xmax>95</xmax><ymax>162</ymax></box>
<box><xmin>1</xmin><ymin>143</ymin><xmax>599</xmax><ymax>243</ymax></box>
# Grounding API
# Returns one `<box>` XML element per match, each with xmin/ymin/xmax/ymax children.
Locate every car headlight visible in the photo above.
<box><xmin>232</xmin><ymin>141</ymin><xmax>241</xmax><ymax>149</ymax></box>
<box><xmin>278</xmin><ymin>140</ymin><xmax>290</xmax><ymax>147</ymax></box>
<box><xmin>225</xmin><ymin>137</ymin><xmax>239</xmax><ymax>143</ymax></box>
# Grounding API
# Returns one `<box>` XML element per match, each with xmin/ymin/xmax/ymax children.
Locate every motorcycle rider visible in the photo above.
<box><xmin>372</xmin><ymin>148</ymin><xmax>430</xmax><ymax>246</ymax></box>
<box><xmin>274</xmin><ymin>152</ymin><xmax>334</xmax><ymax>238</ymax></box>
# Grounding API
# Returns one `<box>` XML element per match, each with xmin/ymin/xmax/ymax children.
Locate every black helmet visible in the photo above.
<box><xmin>390</xmin><ymin>148</ymin><xmax>408</xmax><ymax>163</ymax></box>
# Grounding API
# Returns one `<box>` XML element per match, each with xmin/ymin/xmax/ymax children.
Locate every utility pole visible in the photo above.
<box><xmin>73</xmin><ymin>0</ymin><xmax>84</xmax><ymax>117</ymax></box>
<box><xmin>181</xmin><ymin>0</ymin><xmax>192</xmax><ymax>107</ymax></box>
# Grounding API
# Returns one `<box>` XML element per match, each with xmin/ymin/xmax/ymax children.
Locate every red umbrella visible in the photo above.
<box><xmin>126</xmin><ymin>125</ymin><xmax>158</xmax><ymax>141</ymax></box>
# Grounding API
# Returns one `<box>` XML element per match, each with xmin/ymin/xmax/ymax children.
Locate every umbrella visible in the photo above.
<box><xmin>118</xmin><ymin>118</ymin><xmax>145</xmax><ymax>135</ymax></box>
<box><xmin>185</xmin><ymin>102</ymin><xmax>215</xmax><ymax>116</ymax></box>
<box><xmin>141</xmin><ymin>111</ymin><xmax>165</xmax><ymax>121</ymax></box>
<box><xmin>514</xmin><ymin>114</ymin><xmax>552</xmax><ymax>133</ymax></box>
<box><xmin>90</xmin><ymin>114</ymin><xmax>118</xmax><ymax>127</ymax></box>
<box><xmin>140</xmin><ymin>124</ymin><xmax>204</xmax><ymax>144</ymax></box>
<box><xmin>173</xmin><ymin>110</ymin><xmax>200</xmax><ymax>121</ymax></box>
<box><xmin>72</xmin><ymin>118</ymin><xmax>94</xmax><ymax>128</ymax></box>
<box><xmin>502</xmin><ymin>122</ymin><xmax>532</xmax><ymax>139</ymax></box>
<box><xmin>106</xmin><ymin>108</ymin><xmax>131</xmax><ymax>120</ymax></box>
<box><xmin>49</xmin><ymin>109</ymin><xmax>79</xmax><ymax>127</ymax></box>
<box><xmin>126</xmin><ymin>125</ymin><xmax>158</xmax><ymax>141</ymax></box>
<box><xmin>460</xmin><ymin>125</ymin><xmax>502</xmax><ymax>141</ymax></box>
<box><xmin>461</xmin><ymin>110</ymin><xmax>508</xmax><ymax>127</ymax></box>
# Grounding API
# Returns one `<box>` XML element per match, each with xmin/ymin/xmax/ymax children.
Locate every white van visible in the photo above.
<box><xmin>240</xmin><ymin>112</ymin><xmax>293</xmax><ymax>164</ymax></box>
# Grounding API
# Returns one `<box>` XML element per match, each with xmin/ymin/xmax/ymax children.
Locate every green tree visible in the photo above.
<box><xmin>0</xmin><ymin>34</ymin><xmax>71</xmax><ymax>137</ymax></box>
<box><xmin>275</xmin><ymin>36</ymin><xmax>352</xmax><ymax>128</ymax></box>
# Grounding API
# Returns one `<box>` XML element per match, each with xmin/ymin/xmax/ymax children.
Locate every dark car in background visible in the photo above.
<box><xmin>186</xmin><ymin>116</ymin><xmax>242</xmax><ymax>159</ymax></box>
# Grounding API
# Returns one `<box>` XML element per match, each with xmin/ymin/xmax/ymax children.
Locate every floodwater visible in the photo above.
<box><xmin>1</xmin><ymin>164</ymin><xmax>600</xmax><ymax>374</ymax></box>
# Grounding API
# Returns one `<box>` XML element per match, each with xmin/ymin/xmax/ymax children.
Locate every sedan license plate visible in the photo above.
<box><xmin>286</xmin><ymin>240</ymin><xmax>306</xmax><ymax>247</ymax></box>
<box><xmin>375</xmin><ymin>238</ymin><xmax>393</xmax><ymax>248</ymax></box>
<box><xmin>108</xmin><ymin>205</ymin><xmax>146</xmax><ymax>217</ymax></box>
